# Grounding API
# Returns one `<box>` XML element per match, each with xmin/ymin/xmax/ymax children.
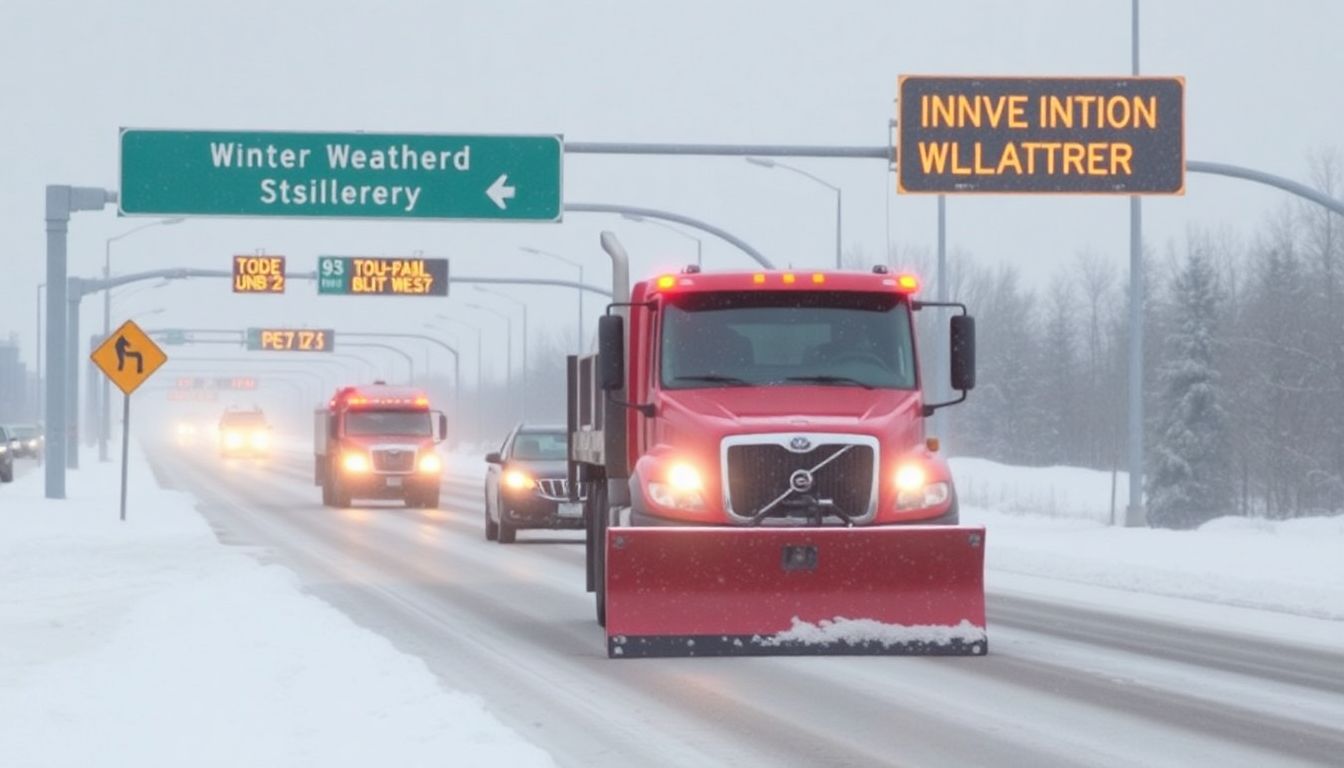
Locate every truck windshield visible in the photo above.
<box><xmin>660</xmin><ymin>291</ymin><xmax>916</xmax><ymax>390</ymax></box>
<box><xmin>344</xmin><ymin>411</ymin><xmax>432</xmax><ymax>437</ymax></box>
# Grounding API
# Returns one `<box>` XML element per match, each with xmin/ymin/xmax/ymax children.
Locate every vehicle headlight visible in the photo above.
<box><xmin>502</xmin><ymin>469</ymin><xmax>535</xmax><ymax>491</ymax></box>
<box><xmin>27</xmin><ymin>440</ymin><xmax>37</xmax><ymax>448</ymax></box>
<box><xmin>417</xmin><ymin>452</ymin><xmax>442</xmax><ymax>474</ymax></box>
<box><xmin>894</xmin><ymin>463</ymin><xmax>950</xmax><ymax>510</ymax></box>
<box><xmin>0</xmin><ymin>445</ymin><xmax>7</xmax><ymax>454</ymax></box>
<box><xmin>647</xmin><ymin>461</ymin><xmax>705</xmax><ymax>511</ymax></box>
<box><xmin>342</xmin><ymin>452</ymin><xmax>370</xmax><ymax>473</ymax></box>
<box><xmin>224</xmin><ymin>431</ymin><xmax>243</xmax><ymax>448</ymax></box>
<box><xmin>249</xmin><ymin>431</ymin><xmax>269</xmax><ymax>449</ymax></box>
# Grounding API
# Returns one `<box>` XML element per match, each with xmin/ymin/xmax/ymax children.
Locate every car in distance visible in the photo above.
<box><xmin>5</xmin><ymin>424</ymin><xmax>43</xmax><ymax>459</ymax></box>
<box><xmin>484</xmin><ymin>424</ymin><xmax>583</xmax><ymax>544</ymax></box>
<box><xmin>218</xmin><ymin>408</ymin><xmax>272</xmax><ymax>458</ymax></box>
<box><xmin>0</xmin><ymin>425</ymin><xmax>15</xmax><ymax>482</ymax></box>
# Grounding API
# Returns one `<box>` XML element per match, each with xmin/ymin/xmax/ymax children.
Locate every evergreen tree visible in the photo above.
<box><xmin>1147</xmin><ymin>245</ymin><xmax>1230</xmax><ymax>528</ymax></box>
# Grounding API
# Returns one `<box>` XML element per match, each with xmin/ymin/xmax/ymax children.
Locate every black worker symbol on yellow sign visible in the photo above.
<box><xmin>91</xmin><ymin>320</ymin><xmax>168</xmax><ymax>395</ymax></box>
<box><xmin>115</xmin><ymin>335</ymin><xmax>144</xmax><ymax>374</ymax></box>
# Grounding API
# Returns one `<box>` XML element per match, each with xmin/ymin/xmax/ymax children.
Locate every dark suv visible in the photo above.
<box><xmin>484</xmin><ymin>425</ymin><xmax>584</xmax><ymax>543</ymax></box>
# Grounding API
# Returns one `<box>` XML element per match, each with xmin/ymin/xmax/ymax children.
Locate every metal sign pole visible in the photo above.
<box><xmin>120</xmin><ymin>392</ymin><xmax>130</xmax><ymax>521</ymax></box>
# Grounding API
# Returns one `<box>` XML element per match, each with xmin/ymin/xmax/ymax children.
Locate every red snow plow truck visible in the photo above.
<box><xmin>315</xmin><ymin>384</ymin><xmax>448</xmax><ymax>509</ymax></box>
<box><xmin>568</xmin><ymin>236</ymin><xmax>985</xmax><ymax>658</ymax></box>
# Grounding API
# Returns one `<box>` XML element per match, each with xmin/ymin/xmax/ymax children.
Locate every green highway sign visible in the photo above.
<box><xmin>119</xmin><ymin>129</ymin><xmax>563</xmax><ymax>221</ymax></box>
<box><xmin>318</xmin><ymin>256</ymin><xmax>449</xmax><ymax>296</ymax></box>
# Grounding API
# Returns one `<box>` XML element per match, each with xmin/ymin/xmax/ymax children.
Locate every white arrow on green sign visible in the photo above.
<box><xmin>119</xmin><ymin>129</ymin><xmax>562</xmax><ymax>221</ymax></box>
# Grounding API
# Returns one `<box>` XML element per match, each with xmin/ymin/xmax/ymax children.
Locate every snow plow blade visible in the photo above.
<box><xmin>605</xmin><ymin>526</ymin><xmax>987</xmax><ymax>658</ymax></box>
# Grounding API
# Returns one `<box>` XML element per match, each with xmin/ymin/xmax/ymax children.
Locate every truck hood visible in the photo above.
<box><xmin>658</xmin><ymin>386</ymin><xmax>923</xmax><ymax>430</ymax></box>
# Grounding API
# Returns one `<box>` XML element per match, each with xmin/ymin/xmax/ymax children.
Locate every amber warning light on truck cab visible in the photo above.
<box><xmin>656</xmin><ymin>271</ymin><xmax>921</xmax><ymax>293</ymax></box>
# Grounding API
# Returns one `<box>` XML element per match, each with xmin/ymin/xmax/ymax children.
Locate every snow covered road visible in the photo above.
<box><xmin>142</xmin><ymin>440</ymin><xmax>1344</xmax><ymax>768</ymax></box>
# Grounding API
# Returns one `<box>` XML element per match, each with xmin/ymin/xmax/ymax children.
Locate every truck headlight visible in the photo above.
<box><xmin>224</xmin><ymin>431</ymin><xmax>244</xmax><ymax>448</ymax></box>
<box><xmin>342</xmin><ymin>452</ymin><xmax>370</xmax><ymax>473</ymax></box>
<box><xmin>894</xmin><ymin>464</ymin><xmax>950</xmax><ymax>511</ymax></box>
<box><xmin>249</xmin><ymin>431</ymin><xmax>269</xmax><ymax>449</ymax></box>
<box><xmin>417</xmin><ymin>453</ymin><xmax>442</xmax><ymax>474</ymax></box>
<box><xmin>647</xmin><ymin>462</ymin><xmax>705</xmax><ymax>511</ymax></box>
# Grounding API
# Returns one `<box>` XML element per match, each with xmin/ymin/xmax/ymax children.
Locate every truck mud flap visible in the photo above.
<box><xmin>604</xmin><ymin>526</ymin><xmax>987</xmax><ymax>658</ymax></box>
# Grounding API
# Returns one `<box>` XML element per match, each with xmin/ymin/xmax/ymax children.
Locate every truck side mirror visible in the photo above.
<box><xmin>438</xmin><ymin>413</ymin><xmax>448</xmax><ymax>442</ymax></box>
<box><xmin>485</xmin><ymin>451</ymin><xmax>502</xmax><ymax>464</ymax></box>
<box><xmin>950</xmin><ymin>315</ymin><xmax>976</xmax><ymax>391</ymax></box>
<box><xmin>598</xmin><ymin>315</ymin><xmax>625</xmax><ymax>391</ymax></box>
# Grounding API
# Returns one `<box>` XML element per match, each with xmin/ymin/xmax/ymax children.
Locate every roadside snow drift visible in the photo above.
<box><xmin>0</xmin><ymin>449</ymin><xmax>553</xmax><ymax>768</ymax></box>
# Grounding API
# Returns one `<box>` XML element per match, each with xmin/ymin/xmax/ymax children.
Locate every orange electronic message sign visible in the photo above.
<box><xmin>897</xmin><ymin>76</ymin><xmax>1184</xmax><ymax>195</ymax></box>
<box><xmin>233</xmin><ymin>255</ymin><xmax>286</xmax><ymax>293</ymax></box>
<box><xmin>247</xmin><ymin>328</ymin><xmax>333</xmax><ymax>352</ymax></box>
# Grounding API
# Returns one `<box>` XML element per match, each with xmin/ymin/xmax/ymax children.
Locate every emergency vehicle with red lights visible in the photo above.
<box><xmin>568</xmin><ymin>250</ymin><xmax>984</xmax><ymax>658</ymax></box>
<box><xmin>315</xmin><ymin>383</ymin><xmax>448</xmax><ymax>509</ymax></box>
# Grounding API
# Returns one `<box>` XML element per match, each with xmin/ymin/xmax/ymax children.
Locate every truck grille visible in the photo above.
<box><xmin>372</xmin><ymin>448</ymin><xmax>415</xmax><ymax>473</ymax></box>
<box><xmin>725</xmin><ymin>438</ymin><xmax>876</xmax><ymax>522</ymax></box>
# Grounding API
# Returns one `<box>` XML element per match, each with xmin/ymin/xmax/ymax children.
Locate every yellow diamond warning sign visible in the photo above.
<box><xmin>91</xmin><ymin>320</ymin><xmax>168</xmax><ymax>395</ymax></box>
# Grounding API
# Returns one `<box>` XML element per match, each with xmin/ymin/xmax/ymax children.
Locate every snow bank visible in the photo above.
<box><xmin>0</xmin><ymin>449</ymin><xmax>552</xmax><ymax>768</ymax></box>
<box><xmin>757</xmin><ymin>618</ymin><xmax>986</xmax><ymax>650</ymax></box>
<box><xmin>950</xmin><ymin>456</ymin><xmax>1344</xmax><ymax>620</ymax></box>
<box><xmin>951</xmin><ymin>456</ymin><xmax>1128</xmax><ymax>523</ymax></box>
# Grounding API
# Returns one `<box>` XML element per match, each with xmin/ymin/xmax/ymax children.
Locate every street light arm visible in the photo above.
<box><xmin>567</xmin><ymin>202</ymin><xmax>774</xmax><ymax>268</ymax></box>
<box><xmin>106</xmin><ymin>217</ymin><xmax>182</xmax><ymax>246</ymax></box>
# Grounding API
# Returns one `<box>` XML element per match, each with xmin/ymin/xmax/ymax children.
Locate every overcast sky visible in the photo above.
<box><xmin>2</xmin><ymin>0</ymin><xmax>1342</xmax><ymax>389</ymax></box>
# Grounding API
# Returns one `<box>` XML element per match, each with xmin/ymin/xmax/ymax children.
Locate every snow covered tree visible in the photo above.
<box><xmin>1146</xmin><ymin>244</ymin><xmax>1231</xmax><ymax>529</ymax></box>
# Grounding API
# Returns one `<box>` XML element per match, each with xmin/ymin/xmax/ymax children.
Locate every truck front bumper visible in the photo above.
<box><xmin>341</xmin><ymin>472</ymin><xmax>439</xmax><ymax>500</ymax></box>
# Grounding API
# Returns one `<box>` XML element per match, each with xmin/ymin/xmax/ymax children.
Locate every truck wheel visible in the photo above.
<box><xmin>498</xmin><ymin>514</ymin><xmax>517</xmax><ymax>544</ymax></box>
<box><xmin>321</xmin><ymin>476</ymin><xmax>334</xmax><ymax>507</ymax></box>
<box><xmin>0</xmin><ymin>465</ymin><xmax>12</xmax><ymax>483</ymax></box>
<box><xmin>331</xmin><ymin>464</ymin><xmax>351</xmax><ymax>508</ymax></box>
<box><xmin>484</xmin><ymin>493</ymin><xmax>499</xmax><ymax>541</ymax></box>
<box><xmin>421</xmin><ymin>489</ymin><xmax>440</xmax><ymax>510</ymax></box>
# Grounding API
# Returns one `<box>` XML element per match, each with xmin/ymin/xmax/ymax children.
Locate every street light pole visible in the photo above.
<box><xmin>746</xmin><ymin>157</ymin><xmax>842</xmax><ymax>269</ymax></box>
<box><xmin>620</xmin><ymin>214</ymin><xmax>703</xmax><ymax>268</ymax></box>
<box><xmin>465</xmin><ymin>302</ymin><xmax>514</xmax><ymax>419</ymax></box>
<box><xmin>473</xmin><ymin>287</ymin><xmax>529</xmax><ymax>419</ymax></box>
<box><xmin>521</xmin><ymin>246</ymin><xmax>585</xmax><ymax>352</ymax></box>
<box><xmin>434</xmin><ymin>316</ymin><xmax>485</xmax><ymax>441</ymax></box>
<box><xmin>101</xmin><ymin>217</ymin><xmax>183</xmax><ymax>461</ymax></box>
